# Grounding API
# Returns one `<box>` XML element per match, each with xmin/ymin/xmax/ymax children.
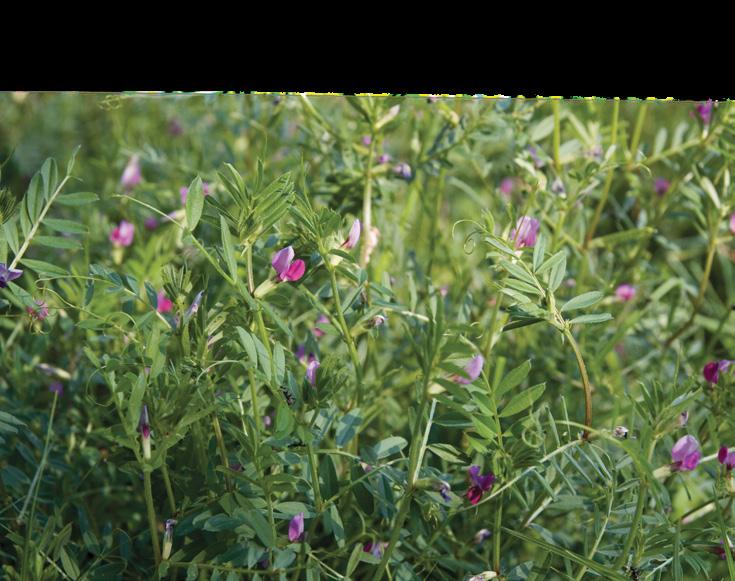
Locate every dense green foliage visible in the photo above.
<box><xmin>2</xmin><ymin>93</ymin><xmax>735</xmax><ymax>580</ymax></box>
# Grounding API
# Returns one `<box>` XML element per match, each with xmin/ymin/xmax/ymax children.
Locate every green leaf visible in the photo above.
<box><xmin>244</xmin><ymin>509</ymin><xmax>275</xmax><ymax>548</ymax></box>
<box><xmin>185</xmin><ymin>176</ymin><xmax>204</xmax><ymax>231</ymax></box>
<box><xmin>59</xmin><ymin>547</ymin><xmax>80</xmax><ymax>580</ymax></box>
<box><xmin>56</xmin><ymin>192</ymin><xmax>99</xmax><ymax>206</ymax></box>
<box><xmin>532</xmin><ymin>234</ymin><xmax>546</xmax><ymax>271</ymax></box>
<box><xmin>335</xmin><ymin>409</ymin><xmax>362</xmax><ymax>448</ymax></box>
<box><xmin>372</xmin><ymin>436</ymin><xmax>408</xmax><ymax>459</ymax></box>
<box><xmin>499</xmin><ymin>383</ymin><xmax>546</xmax><ymax>417</ymax></box>
<box><xmin>536</xmin><ymin>250</ymin><xmax>565</xmax><ymax>275</ymax></box>
<box><xmin>45</xmin><ymin>218</ymin><xmax>88</xmax><ymax>234</ymax></box>
<box><xmin>236</xmin><ymin>328</ymin><xmax>258</xmax><ymax>369</ymax></box>
<box><xmin>496</xmin><ymin>360</ymin><xmax>531</xmax><ymax>397</ymax></box>
<box><xmin>569</xmin><ymin>313</ymin><xmax>613</xmax><ymax>325</ymax></box>
<box><xmin>548</xmin><ymin>254</ymin><xmax>566</xmax><ymax>292</ymax></box>
<box><xmin>220</xmin><ymin>215</ymin><xmax>238</xmax><ymax>281</ymax></box>
<box><xmin>35</xmin><ymin>235</ymin><xmax>82</xmax><ymax>250</ymax></box>
<box><xmin>128</xmin><ymin>373</ymin><xmax>146</xmax><ymax>434</ymax></box>
<box><xmin>20</xmin><ymin>259</ymin><xmax>68</xmax><ymax>276</ymax></box>
<box><xmin>560</xmin><ymin>291</ymin><xmax>603</xmax><ymax>313</ymax></box>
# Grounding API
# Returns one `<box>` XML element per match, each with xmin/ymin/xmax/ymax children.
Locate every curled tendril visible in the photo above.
<box><xmin>521</xmin><ymin>425</ymin><xmax>544</xmax><ymax>449</ymax></box>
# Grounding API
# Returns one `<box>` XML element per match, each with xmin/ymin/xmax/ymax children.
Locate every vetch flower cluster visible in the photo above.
<box><xmin>510</xmin><ymin>216</ymin><xmax>539</xmax><ymax>248</ymax></box>
<box><xmin>671</xmin><ymin>435</ymin><xmax>701</xmax><ymax>472</ymax></box>
<box><xmin>0</xmin><ymin>263</ymin><xmax>22</xmax><ymax>288</ymax></box>
<box><xmin>465</xmin><ymin>465</ymin><xmax>495</xmax><ymax>505</ymax></box>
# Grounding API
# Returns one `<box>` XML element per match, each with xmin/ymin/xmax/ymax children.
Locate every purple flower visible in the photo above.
<box><xmin>671</xmin><ymin>435</ymin><xmax>701</xmax><ymax>471</ymax></box>
<box><xmin>288</xmin><ymin>512</ymin><xmax>305</xmax><ymax>542</ymax></box>
<box><xmin>718</xmin><ymin>446</ymin><xmax>735</xmax><ymax>470</ymax></box>
<box><xmin>551</xmin><ymin>178</ymin><xmax>566</xmax><ymax>195</ymax></box>
<box><xmin>157</xmin><ymin>290</ymin><xmax>173</xmax><ymax>314</ymax></box>
<box><xmin>271</xmin><ymin>246</ymin><xmax>306</xmax><ymax>282</ymax></box>
<box><xmin>369</xmin><ymin>314</ymin><xmax>387</xmax><ymax>328</ymax></box>
<box><xmin>615</xmin><ymin>284</ymin><xmax>636</xmax><ymax>303</ymax></box>
<box><xmin>121</xmin><ymin>155</ymin><xmax>142</xmax><ymax>191</ymax></box>
<box><xmin>695</xmin><ymin>99</ymin><xmax>713</xmax><ymax>124</ymax></box>
<box><xmin>654</xmin><ymin>178</ymin><xmax>670</xmax><ymax>196</ymax></box>
<box><xmin>109</xmin><ymin>220</ymin><xmax>135</xmax><ymax>247</ymax></box>
<box><xmin>341</xmin><ymin>219</ymin><xmax>361</xmax><ymax>250</ymax></box>
<box><xmin>363</xmin><ymin>542</ymin><xmax>388</xmax><ymax>559</ymax></box>
<box><xmin>295</xmin><ymin>344</ymin><xmax>307</xmax><ymax>363</ymax></box>
<box><xmin>313</xmin><ymin>314</ymin><xmax>329</xmax><ymax>338</ymax></box>
<box><xmin>361</xmin><ymin>135</ymin><xmax>372</xmax><ymax>146</ymax></box>
<box><xmin>377</xmin><ymin>153</ymin><xmax>391</xmax><ymax>165</ymax></box>
<box><xmin>180</xmin><ymin>182</ymin><xmax>211</xmax><ymax>205</ymax></box>
<box><xmin>466</xmin><ymin>465</ymin><xmax>495</xmax><ymax>505</ymax></box>
<box><xmin>185</xmin><ymin>291</ymin><xmax>204</xmax><ymax>320</ymax></box>
<box><xmin>139</xmin><ymin>404</ymin><xmax>151</xmax><ymax>460</ymax></box>
<box><xmin>527</xmin><ymin>146</ymin><xmax>545</xmax><ymax>168</ymax></box>
<box><xmin>49</xmin><ymin>382</ymin><xmax>63</xmax><ymax>397</ymax></box>
<box><xmin>509</xmin><ymin>216</ymin><xmax>540</xmax><ymax>249</ymax></box>
<box><xmin>499</xmin><ymin>177</ymin><xmax>514</xmax><ymax>196</ymax></box>
<box><xmin>393</xmin><ymin>162</ymin><xmax>412</xmax><ymax>180</ymax></box>
<box><xmin>453</xmin><ymin>354</ymin><xmax>484</xmax><ymax>385</ymax></box>
<box><xmin>438</xmin><ymin>481</ymin><xmax>452</xmax><ymax>502</ymax></box>
<box><xmin>0</xmin><ymin>263</ymin><xmax>23</xmax><ymax>288</ymax></box>
<box><xmin>162</xmin><ymin>519</ymin><xmax>177</xmax><ymax>560</ymax></box>
<box><xmin>704</xmin><ymin>360</ymin><xmax>732</xmax><ymax>384</ymax></box>
<box><xmin>144</xmin><ymin>216</ymin><xmax>159</xmax><ymax>230</ymax></box>
<box><xmin>27</xmin><ymin>299</ymin><xmax>49</xmax><ymax>321</ymax></box>
<box><xmin>474</xmin><ymin>528</ymin><xmax>492</xmax><ymax>545</ymax></box>
<box><xmin>263</xmin><ymin>414</ymin><xmax>273</xmax><ymax>428</ymax></box>
<box><xmin>306</xmin><ymin>355</ymin><xmax>320</xmax><ymax>386</ymax></box>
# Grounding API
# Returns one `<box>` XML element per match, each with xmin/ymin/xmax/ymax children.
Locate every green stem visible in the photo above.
<box><xmin>161</xmin><ymin>460</ymin><xmax>177</xmax><ymax>515</ymax></box>
<box><xmin>143</xmin><ymin>470</ymin><xmax>162</xmax><ymax>565</ymax></box>
<box><xmin>552</xmin><ymin>99</ymin><xmax>562</xmax><ymax>175</ymax></box>
<box><xmin>562</xmin><ymin>327</ymin><xmax>593</xmax><ymax>439</ymax></box>
<box><xmin>325</xmin><ymin>264</ymin><xmax>363</xmax><ymax>406</ymax></box>
<box><xmin>360</xmin><ymin>132</ymin><xmax>376</xmax><ymax>268</ymax></box>
<box><xmin>212</xmin><ymin>413</ymin><xmax>232</xmax><ymax>492</ymax></box>
<box><xmin>371</xmin><ymin>379</ymin><xmax>431</xmax><ymax>581</ymax></box>
<box><xmin>493</xmin><ymin>495</ymin><xmax>503</xmax><ymax>573</ymax></box>
<box><xmin>20</xmin><ymin>392</ymin><xmax>58</xmax><ymax>581</ymax></box>
<box><xmin>627</xmin><ymin>101</ymin><xmax>648</xmax><ymax>168</ymax></box>
<box><xmin>584</xmin><ymin>99</ymin><xmax>620</xmax><ymax>248</ymax></box>
<box><xmin>306</xmin><ymin>439</ymin><xmax>324</xmax><ymax>512</ymax></box>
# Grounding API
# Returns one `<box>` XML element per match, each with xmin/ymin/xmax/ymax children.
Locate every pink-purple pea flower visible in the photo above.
<box><xmin>313</xmin><ymin>314</ymin><xmax>329</xmax><ymax>338</ymax></box>
<box><xmin>377</xmin><ymin>153</ymin><xmax>391</xmax><ymax>165</ymax></box>
<box><xmin>453</xmin><ymin>354</ymin><xmax>484</xmax><ymax>385</ymax></box>
<box><xmin>139</xmin><ymin>404</ymin><xmax>152</xmax><ymax>460</ymax></box>
<box><xmin>0</xmin><ymin>263</ymin><xmax>23</xmax><ymax>288</ymax></box>
<box><xmin>27</xmin><ymin>299</ymin><xmax>49</xmax><ymax>321</ymax></box>
<box><xmin>474</xmin><ymin>528</ymin><xmax>492</xmax><ymax>545</ymax></box>
<box><xmin>466</xmin><ymin>465</ymin><xmax>496</xmax><ymax>505</ymax></box>
<box><xmin>157</xmin><ymin>290</ymin><xmax>173</xmax><ymax>314</ymax></box>
<box><xmin>361</xmin><ymin>135</ymin><xmax>372</xmax><ymax>146</ymax></box>
<box><xmin>306</xmin><ymin>355</ymin><xmax>320</xmax><ymax>386</ymax></box>
<box><xmin>671</xmin><ymin>435</ymin><xmax>701</xmax><ymax>471</ymax></box>
<box><xmin>272</xmin><ymin>247</ymin><xmax>306</xmax><ymax>282</ymax></box>
<box><xmin>499</xmin><ymin>177</ymin><xmax>514</xmax><ymax>196</ymax></box>
<box><xmin>363</xmin><ymin>541</ymin><xmax>388</xmax><ymax>559</ymax></box>
<box><xmin>615</xmin><ymin>284</ymin><xmax>636</xmax><ymax>302</ymax></box>
<box><xmin>695</xmin><ymin>99</ymin><xmax>713</xmax><ymax>124</ymax></box>
<box><xmin>121</xmin><ymin>155</ymin><xmax>142</xmax><ymax>191</ymax></box>
<box><xmin>288</xmin><ymin>512</ymin><xmax>305</xmax><ymax>542</ymax></box>
<box><xmin>144</xmin><ymin>217</ymin><xmax>159</xmax><ymax>230</ymax></box>
<box><xmin>718</xmin><ymin>446</ymin><xmax>735</xmax><ymax>470</ymax></box>
<box><xmin>654</xmin><ymin>178</ymin><xmax>670</xmax><ymax>196</ymax></box>
<box><xmin>49</xmin><ymin>382</ymin><xmax>63</xmax><ymax>397</ymax></box>
<box><xmin>341</xmin><ymin>219</ymin><xmax>361</xmax><ymax>250</ymax></box>
<box><xmin>510</xmin><ymin>216</ymin><xmax>539</xmax><ymax>249</ymax></box>
<box><xmin>393</xmin><ymin>162</ymin><xmax>412</xmax><ymax>180</ymax></box>
<box><xmin>109</xmin><ymin>220</ymin><xmax>135</xmax><ymax>247</ymax></box>
<box><xmin>185</xmin><ymin>291</ymin><xmax>204</xmax><ymax>320</ymax></box>
<box><xmin>180</xmin><ymin>181</ymin><xmax>211</xmax><ymax>205</ymax></box>
<box><xmin>704</xmin><ymin>360</ymin><xmax>732</xmax><ymax>384</ymax></box>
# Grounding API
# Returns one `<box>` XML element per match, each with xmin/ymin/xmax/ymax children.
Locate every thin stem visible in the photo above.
<box><xmin>360</xmin><ymin>132</ymin><xmax>376</xmax><ymax>268</ymax></box>
<box><xmin>325</xmin><ymin>264</ymin><xmax>363</xmax><ymax>406</ymax></box>
<box><xmin>20</xmin><ymin>392</ymin><xmax>58</xmax><ymax>581</ymax></box>
<box><xmin>627</xmin><ymin>101</ymin><xmax>648</xmax><ymax>168</ymax></box>
<box><xmin>143</xmin><ymin>470</ymin><xmax>162</xmax><ymax>565</ymax></box>
<box><xmin>584</xmin><ymin>99</ymin><xmax>620</xmax><ymax>248</ymax></box>
<box><xmin>562</xmin><ymin>328</ymin><xmax>593</xmax><ymax>439</ymax></box>
<box><xmin>211</xmin><ymin>413</ymin><xmax>232</xmax><ymax>492</ymax></box>
<box><xmin>160</xmin><ymin>460</ymin><xmax>177</xmax><ymax>516</ymax></box>
<box><xmin>664</xmin><ymin>232</ymin><xmax>718</xmax><ymax>348</ymax></box>
<box><xmin>552</xmin><ymin>99</ymin><xmax>562</xmax><ymax>175</ymax></box>
<box><xmin>306</xmin><ymin>439</ymin><xmax>324</xmax><ymax>512</ymax></box>
<box><xmin>493</xmin><ymin>495</ymin><xmax>503</xmax><ymax>573</ymax></box>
